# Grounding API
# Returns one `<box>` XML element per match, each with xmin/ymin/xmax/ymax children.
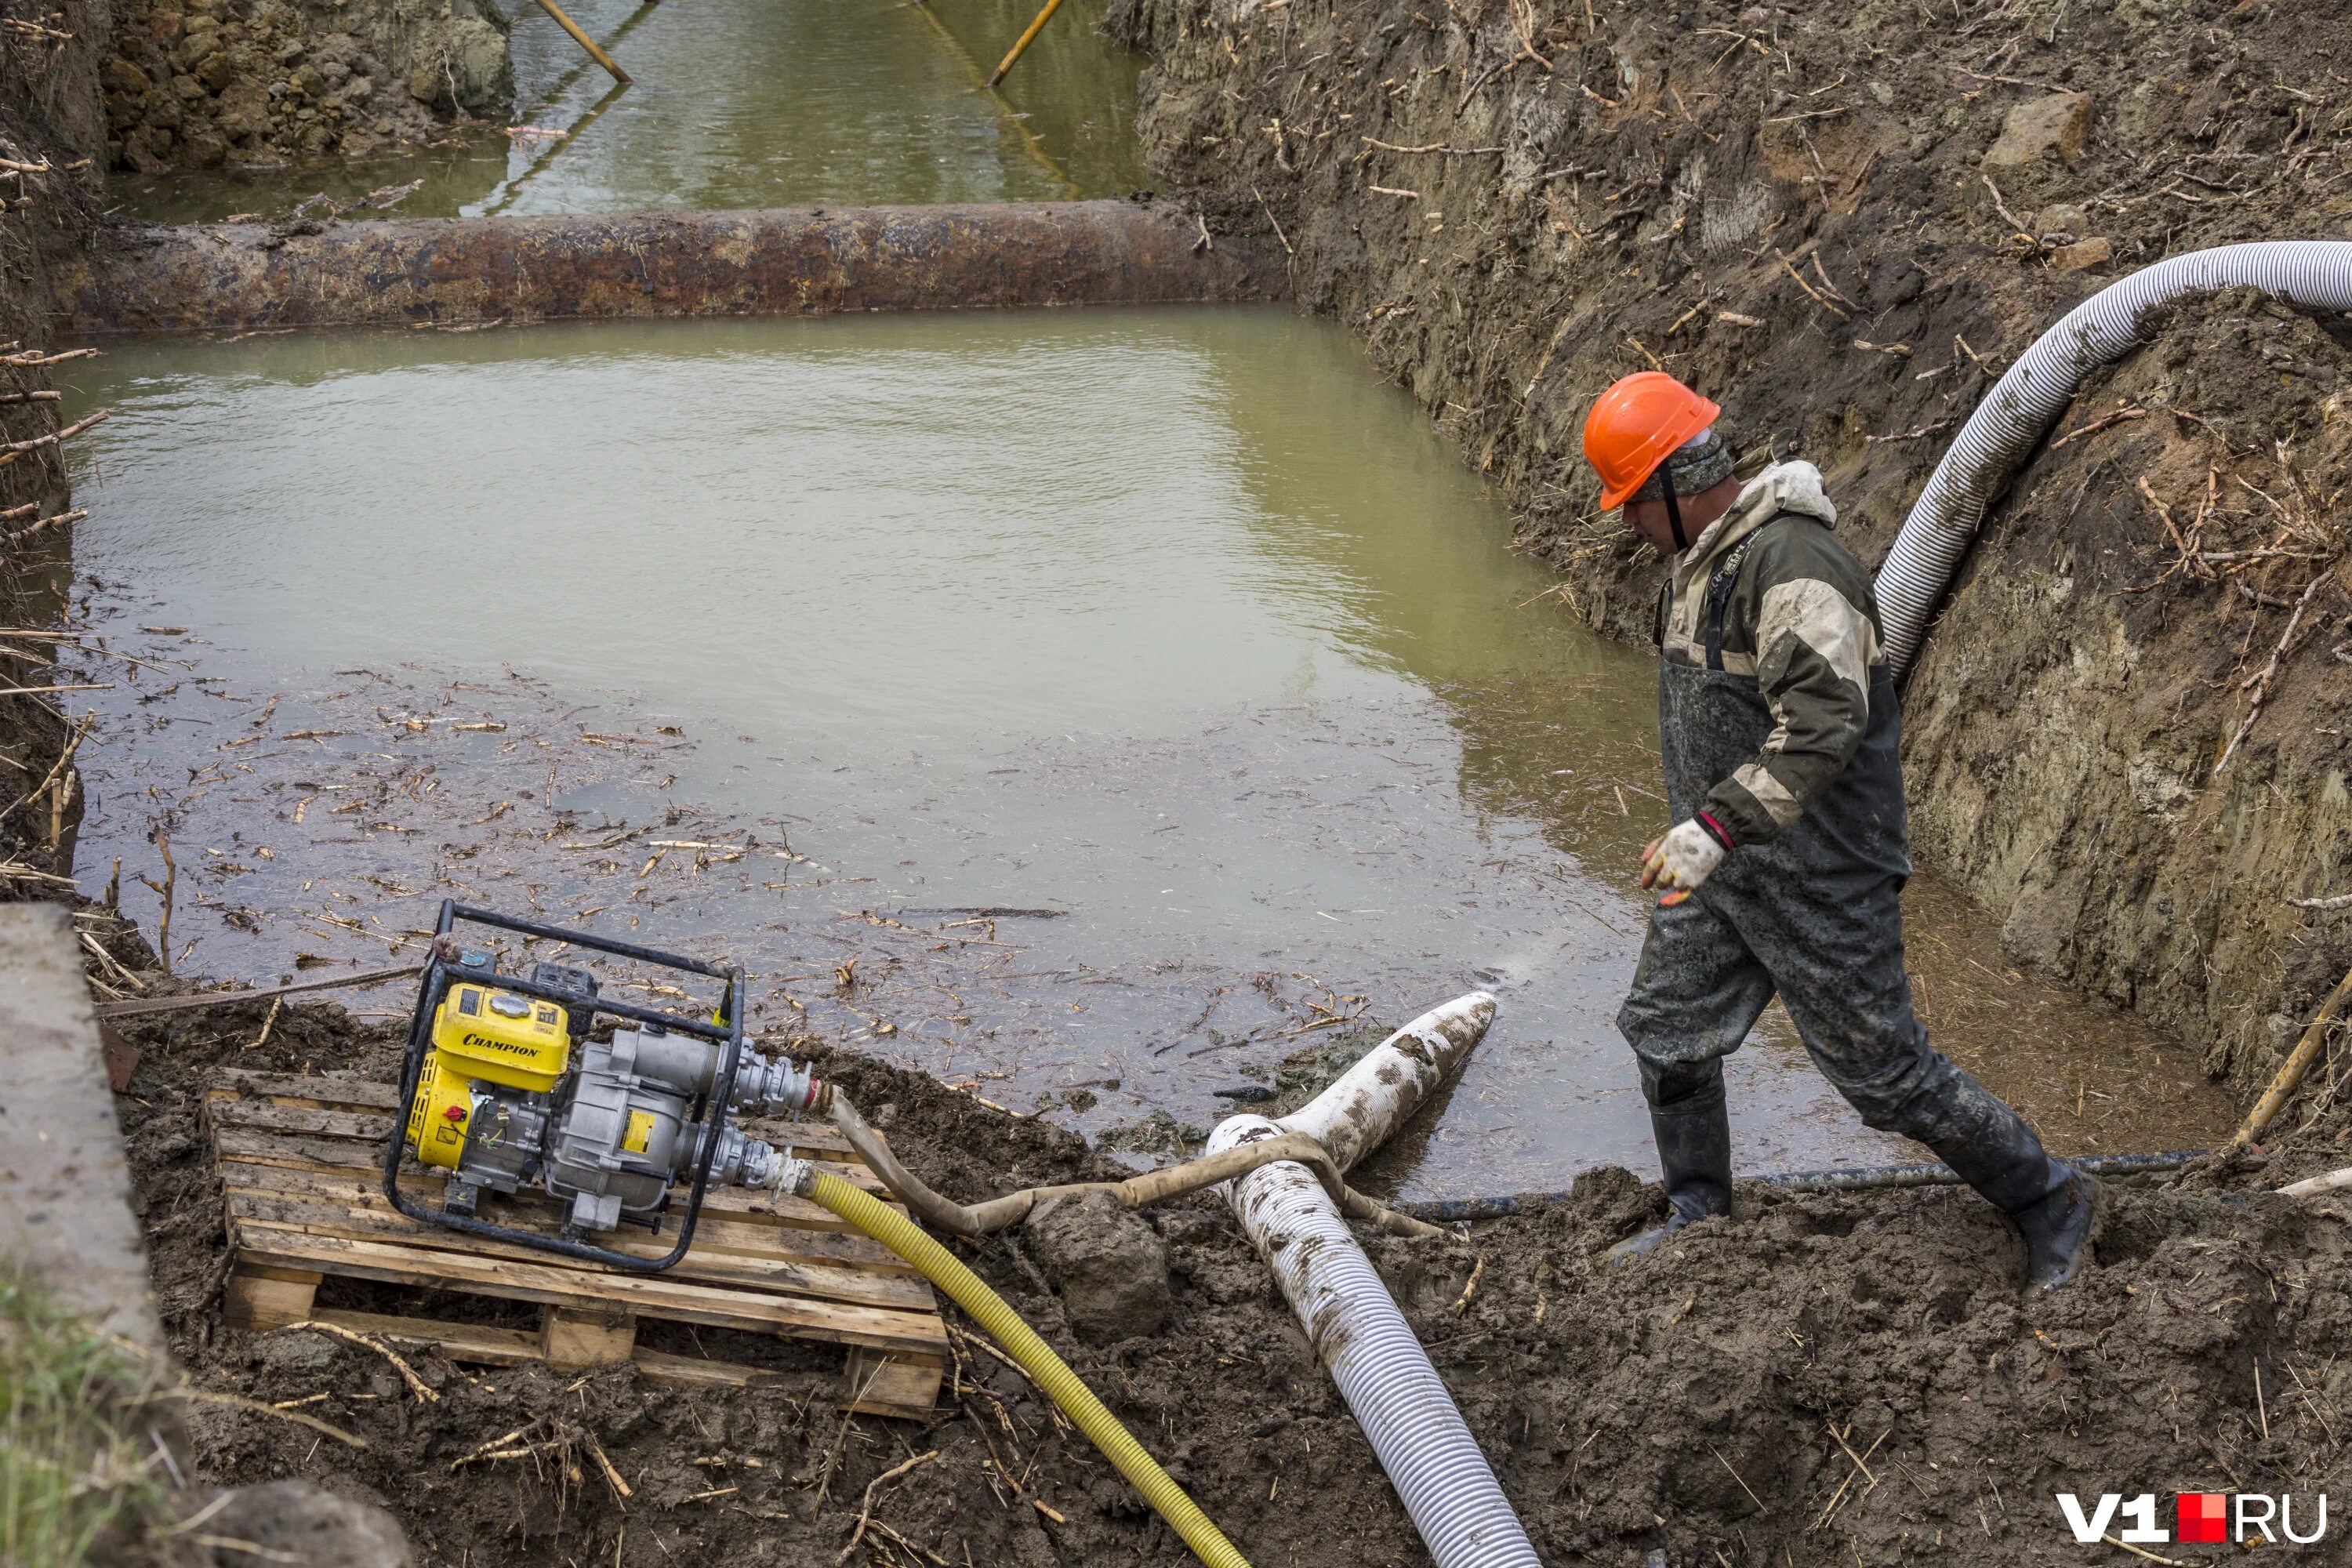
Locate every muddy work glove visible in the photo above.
<box><xmin>1639</xmin><ymin>816</ymin><xmax>1733</xmax><ymax>906</ymax></box>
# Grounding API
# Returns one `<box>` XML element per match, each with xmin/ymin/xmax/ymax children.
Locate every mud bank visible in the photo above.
<box><xmin>103</xmin><ymin>0</ymin><xmax>510</xmax><ymax>171</ymax></box>
<box><xmin>56</xmin><ymin>200</ymin><xmax>1286</xmax><ymax>330</ymax></box>
<box><xmin>1111</xmin><ymin>0</ymin><xmax>2352</xmax><ymax>1090</ymax></box>
<box><xmin>0</xmin><ymin>0</ymin><xmax>102</xmax><ymax>880</ymax></box>
<box><xmin>100</xmin><ymin>974</ymin><xmax>2352</xmax><ymax>1568</ymax></box>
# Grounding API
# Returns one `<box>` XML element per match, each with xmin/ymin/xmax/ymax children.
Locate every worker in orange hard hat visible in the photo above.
<box><xmin>1581</xmin><ymin>371</ymin><xmax>2096</xmax><ymax>1291</ymax></box>
<box><xmin>1582</xmin><ymin>370</ymin><xmax>1726</xmax><ymax>551</ymax></box>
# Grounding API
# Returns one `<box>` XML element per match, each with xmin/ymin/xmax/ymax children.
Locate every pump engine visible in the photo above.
<box><xmin>388</xmin><ymin>904</ymin><xmax>821</xmax><ymax>1270</ymax></box>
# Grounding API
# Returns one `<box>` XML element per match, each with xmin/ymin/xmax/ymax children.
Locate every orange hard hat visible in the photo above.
<box><xmin>1581</xmin><ymin>372</ymin><xmax>1722</xmax><ymax>511</ymax></box>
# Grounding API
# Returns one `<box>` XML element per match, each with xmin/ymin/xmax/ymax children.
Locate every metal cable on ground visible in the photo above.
<box><xmin>782</xmin><ymin>1162</ymin><xmax>1253</xmax><ymax>1568</ymax></box>
<box><xmin>1875</xmin><ymin>241</ymin><xmax>2352</xmax><ymax>677</ymax></box>
<box><xmin>1396</xmin><ymin>1149</ymin><xmax>2209</xmax><ymax>1222</ymax></box>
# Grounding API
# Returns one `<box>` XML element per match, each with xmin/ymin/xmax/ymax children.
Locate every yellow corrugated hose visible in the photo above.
<box><xmin>798</xmin><ymin>1167</ymin><xmax>1253</xmax><ymax>1568</ymax></box>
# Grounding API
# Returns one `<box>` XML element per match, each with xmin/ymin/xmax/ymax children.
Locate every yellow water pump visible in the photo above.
<box><xmin>388</xmin><ymin>902</ymin><xmax>821</xmax><ymax>1270</ymax></box>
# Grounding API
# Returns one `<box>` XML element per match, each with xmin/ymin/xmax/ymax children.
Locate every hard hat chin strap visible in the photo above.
<box><xmin>1661</xmin><ymin>480</ymin><xmax>1689</xmax><ymax>553</ymax></box>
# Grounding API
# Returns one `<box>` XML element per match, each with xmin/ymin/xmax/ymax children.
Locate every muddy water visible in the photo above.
<box><xmin>118</xmin><ymin>0</ymin><xmax>1146</xmax><ymax>222</ymax></box>
<box><xmin>56</xmin><ymin>309</ymin><xmax>2238</xmax><ymax>1195</ymax></box>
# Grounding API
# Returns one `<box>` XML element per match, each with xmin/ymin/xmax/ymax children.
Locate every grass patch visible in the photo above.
<box><xmin>0</xmin><ymin>1266</ymin><xmax>173</xmax><ymax>1566</ymax></box>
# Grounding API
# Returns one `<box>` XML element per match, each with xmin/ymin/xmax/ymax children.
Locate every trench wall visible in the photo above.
<box><xmin>1111</xmin><ymin>0</ymin><xmax>2352</xmax><ymax>1091</ymax></box>
<box><xmin>0</xmin><ymin>0</ymin><xmax>102</xmax><ymax>874</ymax></box>
<box><xmin>1</xmin><ymin>0</ymin><xmax>106</xmax><ymax>339</ymax></box>
<box><xmin>102</xmin><ymin>0</ymin><xmax>510</xmax><ymax>169</ymax></box>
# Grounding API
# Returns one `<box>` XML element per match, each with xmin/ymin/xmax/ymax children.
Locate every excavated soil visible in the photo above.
<box><xmin>1109</xmin><ymin>0</ymin><xmax>2352</xmax><ymax>1094</ymax></box>
<box><xmin>101</xmin><ymin>970</ymin><xmax>2352</xmax><ymax>1567</ymax></box>
<box><xmin>101</xmin><ymin>0</ymin><xmax>510</xmax><ymax>171</ymax></box>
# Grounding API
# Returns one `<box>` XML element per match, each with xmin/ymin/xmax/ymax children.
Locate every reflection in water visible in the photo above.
<box><xmin>116</xmin><ymin>0</ymin><xmax>1147</xmax><ymax>222</ymax></box>
<box><xmin>59</xmin><ymin>308</ymin><xmax>2237</xmax><ymax>1194</ymax></box>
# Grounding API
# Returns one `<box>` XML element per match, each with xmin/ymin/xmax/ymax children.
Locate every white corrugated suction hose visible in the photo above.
<box><xmin>1209</xmin><ymin>993</ymin><xmax>1542</xmax><ymax>1568</ymax></box>
<box><xmin>1875</xmin><ymin>241</ymin><xmax>2352</xmax><ymax>677</ymax></box>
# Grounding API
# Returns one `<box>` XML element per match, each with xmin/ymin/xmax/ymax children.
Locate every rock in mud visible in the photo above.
<box><xmin>252</xmin><ymin>1326</ymin><xmax>338</xmax><ymax>1375</ymax></box>
<box><xmin>1093</xmin><ymin>1109</ymin><xmax>1205</xmax><ymax>1160</ymax></box>
<box><xmin>1025</xmin><ymin>1190</ymin><xmax>1171</xmax><ymax>1341</ymax></box>
<box><xmin>201</xmin><ymin>1480</ymin><xmax>412</xmax><ymax>1567</ymax></box>
<box><xmin>2047</xmin><ymin>235</ymin><xmax>2114</xmax><ymax>270</ymax></box>
<box><xmin>1983</xmin><ymin>91</ymin><xmax>2092</xmax><ymax>167</ymax></box>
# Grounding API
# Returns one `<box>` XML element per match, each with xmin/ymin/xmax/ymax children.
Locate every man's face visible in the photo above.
<box><xmin>1618</xmin><ymin>474</ymin><xmax>1742</xmax><ymax>557</ymax></box>
<box><xmin>1622</xmin><ymin>495</ymin><xmax>1680</xmax><ymax>555</ymax></box>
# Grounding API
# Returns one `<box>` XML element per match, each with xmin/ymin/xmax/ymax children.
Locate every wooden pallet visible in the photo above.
<box><xmin>204</xmin><ymin>1069</ymin><xmax>946</xmax><ymax>1420</ymax></box>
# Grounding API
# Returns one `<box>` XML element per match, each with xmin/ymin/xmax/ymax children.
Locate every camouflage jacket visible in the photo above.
<box><xmin>1652</xmin><ymin>461</ymin><xmax>1890</xmax><ymax>847</ymax></box>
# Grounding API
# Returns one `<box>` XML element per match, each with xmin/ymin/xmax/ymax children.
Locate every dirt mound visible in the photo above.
<box><xmin>1438</xmin><ymin>1165</ymin><xmax>2352</xmax><ymax>1564</ymax></box>
<box><xmin>104</xmin><ymin>973</ymin><xmax>2352</xmax><ymax>1567</ymax></box>
<box><xmin>1108</xmin><ymin>0</ymin><xmax>2352</xmax><ymax>1096</ymax></box>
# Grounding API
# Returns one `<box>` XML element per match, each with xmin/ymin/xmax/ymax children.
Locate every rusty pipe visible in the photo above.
<box><xmin>53</xmin><ymin>202</ymin><xmax>1286</xmax><ymax>335</ymax></box>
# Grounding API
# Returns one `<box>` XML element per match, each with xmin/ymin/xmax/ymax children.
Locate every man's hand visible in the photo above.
<box><xmin>1640</xmin><ymin>818</ymin><xmax>1729</xmax><ymax>906</ymax></box>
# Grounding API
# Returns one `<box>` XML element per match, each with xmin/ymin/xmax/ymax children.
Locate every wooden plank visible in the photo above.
<box><xmin>204</xmin><ymin>1100</ymin><xmax>895</xmax><ymax>1196</ymax></box>
<box><xmin>223</xmin><ymin>1265</ymin><xmax>318</xmax><ymax>1330</ymax></box>
<box><xmin>844</xmin><ymin>1349</ymin><xmax>946</xmax><ymax>1421</ymax></box>
<box><xmin>219</xmin><ymin>1166</ymin><xmax>917</xmax><ymax>1279</ymax></box>
<box><xmin>211</xmin><ymin>1125</ymin><xmax>397</xmax><ymax>1175</ymax></box>
<box><xmin>540</xmin><ymin>1305</ymin><xmax>636</xmax><ymax>1370</ymax></box>
<box><xmin>209</xmin><ymin>1125</ymin><xmax>896</xmax><ymax>1225</ymax></box>
<box><xmin>308</xmin><ymin>1313</ymin><xmax>929</xmax><ymax>1415</ymax></box>
<box><xmin>227</xmin><ymin>1210</ymin><xmax>920</xmax><ymax>1317</ymax></box>
<box><xmin>219</xmin><ymin>1153</ymin><xmax>884</xmax><ymax>1262</ymax></box>
<box><xmin>230</xmin><ymin>1230</ymin><xmax>949</xmax><ymax>1356</ymax></box>
<box><xmin>207</xmin><ymin>1071</ymin><xmax>869</xmax><ymax>1157</ymax></box>
<box><xmin>224</xmin><ymin>1192</ymin><xmax>938</xmax><ymax>1312</ymax></box>
<box><xmin>632</xmin><ymin>1345</ymin><xmax>795</xmax><ymax>1391</ymax></box>
<box><xmin>215</xmin><ymin>1157</ymin><xmax>923</xmax><ymax>1279</ymax></box>
<box><xmin>211</xmin><ymin>1070</ymin><xmax>869</xmax><ymax>1152</ymax></box>
<box><xmin>212</xmin><ymin>1069</ymin><xmax>404</xmax><ymax>1109</ymax></box>
<box><xmin>205</xmin><ymin>1097</ymin><xmax>391</xmax><ymax>1142</ymax></box>
<box><xmin>313</xmin><ymin>1308</ymin><xmax>542</xmax><ymax>1367</ymax></box>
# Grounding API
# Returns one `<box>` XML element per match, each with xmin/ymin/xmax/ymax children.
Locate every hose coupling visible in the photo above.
<box><xmin>732</xmin><ymin>1057</ymin><xmax>826</xmax><ymax>1116</ymax></box>
<box><xmin>772</xmin><ymin>1156</ymin><xmax>817</xmax><ymax>1198</ymax></box>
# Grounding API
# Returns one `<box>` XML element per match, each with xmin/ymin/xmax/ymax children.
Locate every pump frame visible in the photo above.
<box><xmin>382</xmin><ymin>900</ymin><xmax>749</xmax><ymax>1272</ymax></box>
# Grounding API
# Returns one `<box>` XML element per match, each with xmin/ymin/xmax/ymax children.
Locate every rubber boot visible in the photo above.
<box><xmin>1610</xmin><ymin>1083</ymin><xmax>1733</xmax><ymax>1261</ymax></box>
<box><xmin>2011</xmin><ymin>1167</ymin><xmax>2099</xmax><ymax>1291</ymax></box>
<box><xmin>1927</xmin><ymin>1112</ymin><xmax>2097</xmax><ymax>1291</ymax></box>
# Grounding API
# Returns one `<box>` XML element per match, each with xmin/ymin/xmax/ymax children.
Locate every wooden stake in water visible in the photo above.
<box><xmin>987</xmin><ymin>0</ymin><xmax>1066</xmax><ymax>87</ymax></box>
<box><xmin>532</xmin><ymin>0</ymin><xmax>633</xmax><ymax>86</ymax></box>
